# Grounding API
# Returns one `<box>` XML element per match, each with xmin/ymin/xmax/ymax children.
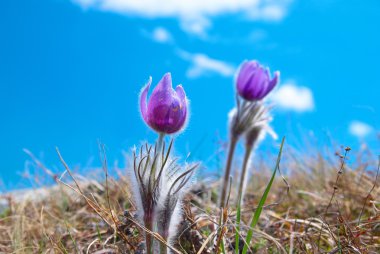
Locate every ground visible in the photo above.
<box><xmin>0</xmin><ymin>146</ymin><xmax>379</xmax><ymax>253</ymax></box>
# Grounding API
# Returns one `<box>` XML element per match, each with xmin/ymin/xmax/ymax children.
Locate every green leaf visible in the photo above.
<box><xmin>242</xmin><ymin>137</ymin><xmax>285</xmax><ymax>254</ymax></box>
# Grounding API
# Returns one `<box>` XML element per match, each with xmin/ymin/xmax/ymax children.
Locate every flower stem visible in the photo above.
<box><xmin>236</xmin><ymin>143</ymin><xmax>253</xmax><ymax>206</ymax></box>
<box><xmin>157</xmin><ymin>132</ymin><xmax>165</xmax><ymax>154</ymax></box>
<box><xmin>144</xmin><ymin>213</ymin><xmax>154</xmax><ymax>254</ymax></box>
<box><xmin>144</xmin><ymin>132</ymin><xmax>165</xmax><ymax>254</ymax></box>
<box><xmin>219</xmin><ymin>136</ymin><xmax>238</xmax><ymax>208</ymax></box>
<box><xmin>152</xmin><ymin>132</ymin><xmax>165</xmax><ymax>180</ymax></box>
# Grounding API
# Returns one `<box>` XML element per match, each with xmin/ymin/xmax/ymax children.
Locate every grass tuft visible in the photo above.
<box><xmin>0</xmin><ymin>142</ymin><xmax>379</xmax><ymax>253</ymax></box>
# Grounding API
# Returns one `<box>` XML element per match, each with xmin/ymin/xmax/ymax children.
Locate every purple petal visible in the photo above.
<box><xmin>268</xmin><ymin>71</ymin><xmax>280</xmax><ymax>92</ymax></box>
<box><xmin>157</xmin><ymin>72</ymin><xmax>172</xmax><ymax>90</ymax></box>
<box><xmin>175</xmin><ymin>85</ymin><xmax>186</xmax><ymax>103</ymax></box>
<box><xmin>249</xmin><ymin>66</ymin><xmax>268</xmax><ymax>99</ymax></box>
<box><xmin>173</xmin><ymin>85</ymin><xmax>188</xmax><ymax>132</ymax></box>
<box><xmin>237</xmin><ymin>61</ymin><xmax>259</xmax><ymax>93</ymax></box>
<box><xmin>258</xmin><ymin>70</ymin><xmax>279</xmax><ymax>99</ymax></box>
<box><xmin>255</xmin><ymin>68</ymin><xmax>272</xmax><ymax>99</ymax></box>
<box><xmin>149</xmin><ymin>101</ymin><xmax>178</xmax><ymax>133</ymax></box>
<box><xmin>148</xmin><ymin>73</ymin><xmax>173</xmax><ymax>110</ymax></box>
<box><xmin>146</xmin><ymin>73</ymin><xmax>181</xmax><ymax>133</ymax></box>
<box><xmin>148</xmin><ymin>73</ymin><xmax>174</xmax><ymax>113</ymax></box>
<box><xmin>240</xmin><ymin>74</ymin><xmax>256</xmax><ymax>100</ymax></box>
<box><xmin>139</xmin><ymin>76</ymin><xmax>152</xmax><ymax>123</ymax></box>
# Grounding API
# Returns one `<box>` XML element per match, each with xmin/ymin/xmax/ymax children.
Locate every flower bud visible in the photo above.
<box><xmin>140</xmin><ymin>73</ymin><xmax>188</xmax><ymax>134</ymax></box>
<box><xmin>236</xmin><ymin>60</ymin><xmax>279</xmax><ymax>101</ymax></box>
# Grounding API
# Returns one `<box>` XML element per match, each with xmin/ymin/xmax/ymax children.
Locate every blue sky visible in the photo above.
<box><xmin>0</xmin><ymin>0</ymin><xmax>379</xmax><ymax>189</ymax></box>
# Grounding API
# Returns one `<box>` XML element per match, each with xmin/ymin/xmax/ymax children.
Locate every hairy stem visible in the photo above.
<box><xmin>158</xmin><ymin>199</ymin><xmax>171</xmax><ymax>254</ymax></box>
<box><xmin>220</xmin><ymin>136</ymin><xmax>238</xmax><ymax>208</ymax></box>
<box><xmin>151</xmin><ymin>132</ymin><xmax>165</xmax><ymax>189</ymax></box>
<box><xmin>144</xmin><ymin>212</ymin><xmax>154</xmax><ymax>254</ymax></box>
<box><xmin>157</xmin><ymin>132</ymin><xmax>165</xmax><ymax>154</ymax></box>
<box><xmin>234</xmin><ymin>143</ymin><xmax>253</xmax><ymax>254</ymax></box>
<box><xmin>236</xmin><ymin>143</ymin><xmax>253</xmax><ymax>206</ymax></box>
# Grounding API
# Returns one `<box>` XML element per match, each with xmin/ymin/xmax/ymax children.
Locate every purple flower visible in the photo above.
<box><xmin>236</xmin><ymin>60</ymin><xmax>280</xmax><ymax>101</ymax></box>
<box><xmin>140</xmin><ymin>73</ymin><xmax>188</xmax><ymax>134</ymax></box>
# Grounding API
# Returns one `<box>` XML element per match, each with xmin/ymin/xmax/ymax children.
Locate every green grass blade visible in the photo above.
<box><xmin>58</xmin><ymin>240</ymin><xmax>69</xmax><ymax>254</ymax></box>
<box><xmin>242</xmin><ymin>137</ymin><xmax>285</xmax><ymax>254</ymax></box>
<box><xmin>337</xmin><ymin>224</ymin><xmax>342</xmax><ymax>254</ymax></box>
<box><xmin>235</xmin><ymin>193</ymin><xmax>242</xmax><ymax>254</ymax></box>
<box><xmin>221</xmin><ymin>238</ymin><xmax>226</xmax><ymax>254</ymax></box>
<box><xmin>64</xmin><ymin>219</ymin><xmax>79</xmax><ymax>253</ymax></box>
<box><xmin>96</xmin><ymin>223</ymin><xmax>102</xmax><ymax>242</ymax></box>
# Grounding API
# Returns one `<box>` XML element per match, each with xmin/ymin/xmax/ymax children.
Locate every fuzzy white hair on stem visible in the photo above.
<box><xmin>129</xmin><ymin>139</ymin><xmax>197</xmax><ymax>254</ymax></box>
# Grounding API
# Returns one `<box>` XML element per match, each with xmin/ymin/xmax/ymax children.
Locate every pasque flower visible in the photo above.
<box><xmin>236</xmin><ymin>60</ymin><xmax>280</xmax><ymax>101</ymax></box>
<box><xmin>220</xmin><ymin>60</ymin><xmax>280</xmax><ymax>208</ymax></box>
<box><xmin>140</xmin><ymin>73</ymin><xmax>188</xmax><ymax>134</ymax></box>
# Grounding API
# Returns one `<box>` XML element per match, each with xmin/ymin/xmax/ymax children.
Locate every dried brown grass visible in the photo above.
<box><xmin>0</xmin><ymin>145</ymin><xmax>379</xmax><ymax>253</ymax></box>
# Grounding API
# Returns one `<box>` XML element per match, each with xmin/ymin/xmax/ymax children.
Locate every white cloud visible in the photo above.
<box><xmin>151</xmin><ymin>27</ymin><xmax>173</xmax><ymax>43</ymax></box>
<box><xmin>250</xmin><ymin>4</ymin><xmax>287</xmax><ymax>21</ymax></box>
<box><xmin>72</xmin><ymin>0</ymin><xmax>293</xmax><ymax>36</ymax></box>
<box><xmin>178</xmin><ymin>50</ymin><xmax>235</xmax><ymax>78</ymax></box>
<box><xmin>180</xmin><ymin>17</ymin><xmax>211</xmax><ymax>38</ymax></box>
<box><xmin>349</xmin><ymin>121</ymin><xmax>373</xmax><ymax>139</ymax></box>
<box><xmin>270</xmin><ymin>82</ymin><xmax>315</xmax><ymax>112</ymax></box>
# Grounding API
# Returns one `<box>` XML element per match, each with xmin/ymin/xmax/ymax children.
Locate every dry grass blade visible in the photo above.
<box><xmin>357</xmin><ymin>155</ymin><xmax>380</xmax><ymax>225</ymax></box>
<box><xmin>317</xmin><ymin>147</ymin><xmax>350</xmax><ymax>250</ymax></box>
<box><xmin>55</xmin><ymin>147</ymin><xmax>134</xmax><ymax>249</ymax></box>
